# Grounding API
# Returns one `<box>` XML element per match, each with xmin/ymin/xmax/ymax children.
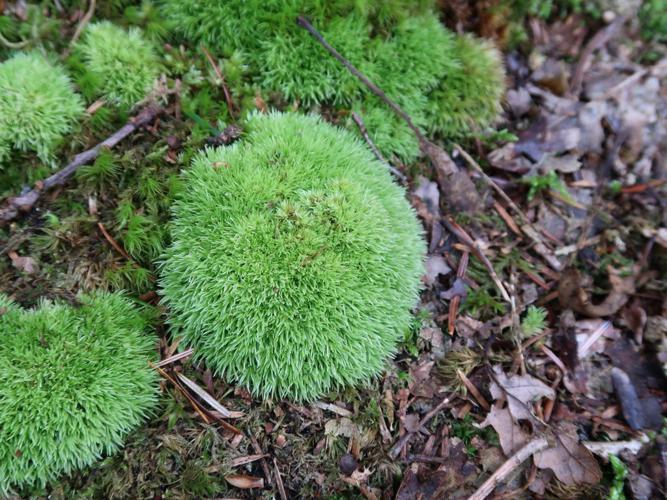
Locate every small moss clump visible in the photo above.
<box><xmin>0</xmin><ymin>292</ymin><xmax>159</xmax><ymax>493</ymax></box>
<box><xmin>78</xmin><ymin>21</ymin><xmax>160</xmax><ymax>106</ymax></box>
<box><xmin>640</xmin><ymin>0</ymin><xmax>667</xmax><ymax>42</ymax></box>
<box><xmin>0</xmin><ymin>52</ymin><xmax>83</xmax><ymax>165</ymax></box>
<box><xmin>425</xmin><ymin>34</ymin><xmax>506</xmax><ymax>138</ymax></box>
<box><xmin>160</xmin><ymin>112</ymin><xmax>425</xmax><ymax>401</ymax></box>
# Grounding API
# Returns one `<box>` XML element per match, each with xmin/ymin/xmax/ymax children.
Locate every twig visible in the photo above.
<box><xmin>176</xmin><ymin>373</ymin><xmax>234</xmax><ymax>418</ymax></box>
<box><xmin>297</xmin><ymin>16</ymin><xmax>425</xmax><ymax>143</ymax></box>
<box><xmin>389</xmin><ymin>395</ymin><xmax>451</xmax><ymax>459</ymax></box>
<box><xmin>569</xmin><ymin>15</ymin><xmax>626</xmax><ymax>96</ymax></box>
<box><xmin>230</xmin><ymin>454</ymin><xmax>270</xmax><ymax>467</ymax></box>
<box><xmin>202</xmin><ymin>46</ymin><xmax>237</xmax><ymax>117</ymax></box>
<box><xmin>273</xmin><ymin>458</ymin><xmax>288</xmax><ymax>500</ymax></box>
<box><xmin>457</xmin><ymin>369</ymin><xmax>490</xmax><ymax>410</ymax></box>
<box><xmin>0</xmin><ymin>32</ymin><xmax>30</xmax><ymax>49</ymax></box>
<box><xmin>70</xmin><ymin>0</ymin><xmax>96</xmax><ymax>46</ymax></box>
<box><xmin>441</xmin><ymin>217</ymin><xmax>511</xmax><ymax>303</ymax></box>
<box><xmin>351</xmin><ymin>112</ymin><xmax>406</xmax><ymax>183</ymax></box>
<box><xmin>454</xmin><ymin>145</ymin><xmax>561</xmax><ymax>272</ymax></box>
<box><xmin>448</xmin><ymin>249</ymin><xmax>469</xmax><ymax>335</ymax></box>
<box><xmin>249</xmin><ymin>434</ymin><xmax>273</xmax><ymax>487</ymax></box>
<box><xmin>468</xmin><ymin>437</ymin><xmax>549</xmax><ymax>500</ymax></box>
<box><xmin>0</xmin><ymin>104</ymin><xmax>162</xmax><ymax>224</ymax></box>
<box><xmin>155</xmin><ymin>347</ymin><xmax>194</xmax><ymax>368</ymax></box>
<box><xmin>151</xmin><ymin>362</ymin><xmax>211</xmax><ymax>424</ymax></box>
<box><xmin>97</xmin><ymin>222</ymin><xmax>132</xmax><ymax>261</ymax></box>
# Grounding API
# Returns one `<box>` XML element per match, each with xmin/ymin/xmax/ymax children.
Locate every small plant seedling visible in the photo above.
<box><xmin>522</xmin><ymin>170</ymin><xmax>571</xmax><ymax>201</ymax></box>
<box><xmin>521</xmin><ymin>306</ymin><xmax>548</xmax><ymax>337</ymax></box>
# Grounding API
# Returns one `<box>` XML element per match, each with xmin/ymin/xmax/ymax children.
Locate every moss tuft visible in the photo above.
<box><xmin>257</xmin><ymin>15</ymin><xmax>369</xmax><ymax>105</ymax></box>
<box><xmin>160</xmin><ymin>112</ymin><xmax>425</xmax><ymax>400</ymax></box>
<box><xmin>640</xmin><ymin>0</ymin><xmax>667</xmax><ymax>42</ymax></box>
<box><xmin>425</xmin><ymin>34</ymin><xmax>506</xmax><ymax>138</ymax></box>
<box><xmin>0</xmin><ymin>52</ymin><xmax>83</xmax><ymax>165</ymax></box>
<box><xmin>0</xmin><ymin>292</ymin><xmax>159</xmax><ymax>493</ymax></box>
<box><xmin>78</xmin><ymin>21</ymin><xmax>160</xmax><ymax>106</ymax></box>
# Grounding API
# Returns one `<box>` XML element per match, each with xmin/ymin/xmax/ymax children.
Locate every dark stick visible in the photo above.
<box><xmin>297</xmin><ymin>16</ymin><xmax>426</xmax><ymax>143</ymax></box>
<box><xmin>0</xmin><ymin>104</ymin><xmax>162</xmax><ymax>224</ymax></box>
<box><xmin>351</xmin><ymin>112</ymin><xmax>407</xmax><ymax>183</ymax></box>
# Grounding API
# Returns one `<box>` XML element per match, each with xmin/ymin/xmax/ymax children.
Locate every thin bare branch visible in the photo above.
<box><xmin>468</xmin><ymin>437</ymin><xmax>549</xmax><ymax>500</ymax></box>
<box><xmin>0</xmin><ymin>104</ymin><xmax>162</xmax><ymax>225</ymax></box>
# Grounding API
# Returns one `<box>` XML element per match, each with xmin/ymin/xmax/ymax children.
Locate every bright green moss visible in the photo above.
<box><xmin>364</xmin><ymin>14</ymin><xmax>458</xmax><ymax>97</ymax></box>
<box><xmin>425</xmin><ymin>34</ymin><xmax>506</xmax><ymax>138</ymax></box>
<box><xmin>0</xmin><ymin>292</ymin><xmax>159</xmax><ymax>493</ymax></box>
<box><xmin>350</xmin><ymin>13</ymin><xmax>457</xmax><ymax>161</ymax></box>
<box><xmin>78</xmin><ymin>21</ymin><xmax>160</xmax><ymax>106</ymax></box>
<box><xmin>351</xmin><ymin>96</ymin><xmax>425</xmax><ymax>163</ymax></box>
<box><xmin>640</xmin><ymin>0</ymin><xmax>667</xmax><ymax>42</ymax></box>
<box><xmin>160</xmin><ymin>0</ymin><xmax>434</xmax><ymax>55</ymax></box>
<box><xmin>258</xmin><ymin>16</ymin><xmax>369</xmax><ymax>105</ymax></box>
<box><xmin>0</xmin><ymin>52</ymin><xmax>83</xmax><ymax>165</ymax></box>
<box><xmin>160</xmin><ymin>112</ymin><xmax>425</xmax><ymax>401</ymax></box>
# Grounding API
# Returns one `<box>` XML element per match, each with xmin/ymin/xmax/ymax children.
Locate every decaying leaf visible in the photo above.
<box><xmin>224</xmin><ymin>473</ymin><xmax>264</xmax><ymax>489</ymax></box>
<box><xmin>489</xmin><ymin>365</ymin><xmax>555</xmax><ymax>421</ymax></box>
<box><xmin>8</xmin><ymin>251</ymin><xmax>39</xmax><ymax>274</ymax></box>
<box><xmin>479</xmin><ymin>405</ymin><xmax>530</xmax><ymax>456</ymax></box>
<box><xmin>325</xmin><ymin>417</ymin><xmax>358</xmax><ymax>439</ymax></box>
<box><xmin>611</xmin><ymin>367</ymin><xmax>663</xmax><ymax>430</ymax></box>
<box><xmin>558</xmin><ymin>267</ymin><xmax>637</xmax><ymax>318</ymax></box>
<box><xmin>424</xmin><ymin>254</ymin><xmax>451</xmax><ymax>285</ymax></box>
<box><xmin>533</xmin><ymin>422</ymin><xmax>602</xmax><ymax>485</ymax></box>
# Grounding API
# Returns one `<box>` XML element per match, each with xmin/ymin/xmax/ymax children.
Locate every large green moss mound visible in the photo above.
<box><xmin>0</xmin><ymin>52</ymin><xmax>83</xmax><ymax>165</ymax></box>
<box><xmin>160</xmin><ymin>112</ymin><xmax>425</xmax><ymax>401</ymax></box>
<box><xmin>0</xmin><ymin>293</ymin><xmax>159</xmax><ymax>493</ymax></box>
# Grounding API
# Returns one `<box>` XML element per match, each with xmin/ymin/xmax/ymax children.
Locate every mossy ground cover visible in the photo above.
<box><xmin>1</xmin><ymin>1</ymin><xmax>665</xmax><ymax>498</ymax></box>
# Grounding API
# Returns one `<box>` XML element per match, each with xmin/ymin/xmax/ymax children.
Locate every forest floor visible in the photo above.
<box><xmin>1</xmin><ymin>2</ymin><xmax>666</xmax><ymax>499</ymax></box>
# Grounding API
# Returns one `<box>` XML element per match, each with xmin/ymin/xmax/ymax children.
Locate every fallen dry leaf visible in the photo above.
<box><xmin>533</xmin><ymin>422</ymin><xmax>602</xmax><ymax>485</ymax></box>
<box><xmin>490</xmin><ymin>365</ymin><xmax>555</xmax><ymax>422</ymax></box>
<box><xmin>8</xmin><ymin>251</ymin><xmax>39</xmax><ymax>274</ymax></box>
<box><xmin>225</xmin><ymin>473</ymin><xmax>265</xmax><ymax>489</ymax></box>
<box><xmin>479</xmin><ymin>405</ymin><xmax>530</xmax><ymax>456</ymax></box>
<box><xmin>424</xmin><ymin>254</ymin><xmax>451</xmax><ymax>285</ymax></box>
<box><xmin>558</xmin><ymin>266</ymin><xmax>637</xmax><ymax>317</ymax></box>
<box><xmin>324</xmin><ymin>417</ymin><xmax>358</xmax><ymax>439</ymax></box>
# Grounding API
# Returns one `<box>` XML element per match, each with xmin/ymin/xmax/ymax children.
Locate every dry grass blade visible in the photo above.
<box><xmin>155</xmin><ymin>347</ymin><xmax>194</xmax><ymax>367</ymax></box>
<box><xmin>176</xmin><ymin>372</ymin><xmax>235</xmax><ymax>418</ymax></box>
<box><xmin>230</xmin><ymin>454</ymin><xmax>269</xmax><ymax>467</ymax></box>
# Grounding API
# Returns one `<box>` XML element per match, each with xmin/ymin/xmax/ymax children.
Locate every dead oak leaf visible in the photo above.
<box><xmin>534</xmin><ymin>422</ymin><xmax>602</xmax><ymax>485</ymax></box>
<box><xmin>479</xmin><ymin>405</ymin><xmax>530</xmax><ymax>456</ymax></box>
<box><xmin>490</xmin><ymin>365</ymin><xmax>555</xmax><ymax>422</ymax></box>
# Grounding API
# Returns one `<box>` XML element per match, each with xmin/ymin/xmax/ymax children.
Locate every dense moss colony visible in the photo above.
<box><xmin>0</xmin><ymin>293</ymin><xmax>159</xmax><ymax>493</ymax></box>
<box><xmin>161</xmin><ymin>0</ymin><xmax>506</xmax><ymax>162</ymax></box>
<box><xmin>0</xmin><ymin>52</ymin><xmax>83</xmax><ymax>165</ymax></box>
<box><xmin>160</xmin><ymin>112</ymin><xmax>425</xmax><ymax>400</ymax></box>
<box><xmin>77</xmin><ymin>21</ymin><xmax>160</xmax><ymax>106</ymax></box>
